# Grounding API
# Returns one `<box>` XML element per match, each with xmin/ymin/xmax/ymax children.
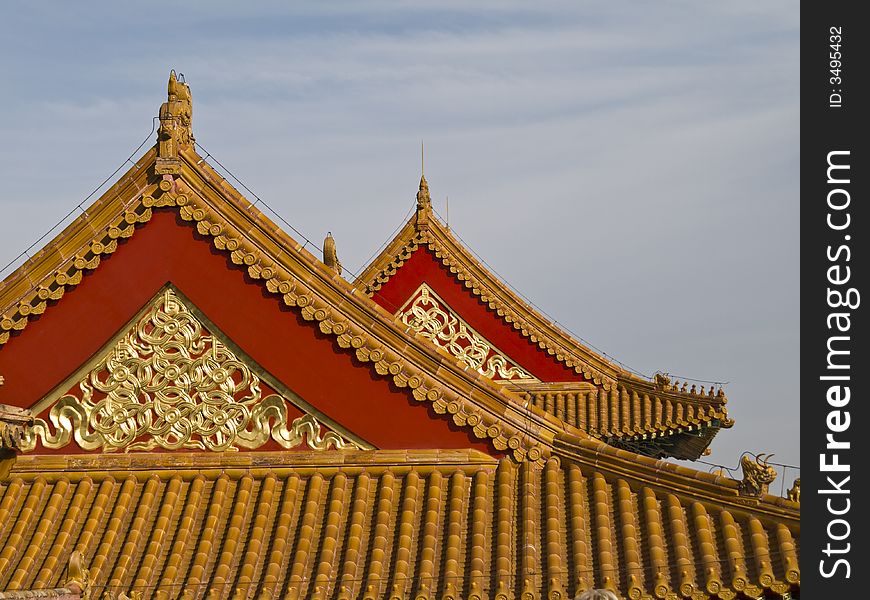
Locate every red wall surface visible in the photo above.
<box><xmin>0</xmin><ymin>210</ymin><xmax>499</xmax><ymax>456</ymax></box>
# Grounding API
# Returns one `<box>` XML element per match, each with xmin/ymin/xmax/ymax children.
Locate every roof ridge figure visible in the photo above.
<box><xmin>416</xmin><ymin>173</ymin><xmax>431</xmax><ymax>210</ymax></box>
<box><xmin>415</xmin><ymin>173</ymin><xmax>432</xmax><ymax>232</ymax></box>
<box><xmin>416</xmin><ymin>139</ymin><xmax>432</xmax><ymax>215</ymax></box>
<box><xmin>156</xmin><ymin>69</ymin><xmax>194</xmax><ymax>175</ymax></box>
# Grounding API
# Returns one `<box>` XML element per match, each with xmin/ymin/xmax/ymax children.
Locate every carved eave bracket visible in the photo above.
<box><xmin>0</xmin><ymin>400</ymin><xmax>33</xmax><ymax>479</ymax></box>
<box><xmin>156</xmin><ymin>70</ymin><xmax>194</xmax><ymax>175</ymax></box>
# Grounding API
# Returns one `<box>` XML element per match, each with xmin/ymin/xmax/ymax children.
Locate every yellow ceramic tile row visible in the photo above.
<box><xmin>0</xmin><ymin>453</ymin><xmax>798</xmax><ymax>600</ymax></box>
<box><xmin>518</xmin><ymin>385</ymin><xmax>730</xmax><ymax>449</ymax></box>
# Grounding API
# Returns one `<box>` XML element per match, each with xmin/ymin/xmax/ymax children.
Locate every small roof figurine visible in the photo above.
<box><xmin>575</xmin><ymin>591</ymin><xmax>620</xmax><ymax>600</ymax></box>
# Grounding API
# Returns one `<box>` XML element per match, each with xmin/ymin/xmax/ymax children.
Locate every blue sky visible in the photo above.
<box><xmin>0</xmin><ymin>2</ymin><xmax>799</xmax><ymax>478</ymax></box>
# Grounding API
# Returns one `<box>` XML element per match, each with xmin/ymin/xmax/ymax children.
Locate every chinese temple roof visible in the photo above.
<box><xmin>354</xmin><ymin>177</ymin><xmax>733</xmax><ymax>460</ymax></box>
<box><xmin>0</xmin><ymin>73</ymin><xmax>798</xmax><ymax>600</ymax></box>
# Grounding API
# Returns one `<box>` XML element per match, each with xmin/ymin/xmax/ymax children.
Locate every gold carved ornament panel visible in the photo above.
<box><xmin>22</xmin><ymin>288</ymin><xmax>362</xmax><ymax>453</ymax></box>
<box><xmin>396</xmin><ymin>284</ymin><xmax>537</xmax><ymax>383</ymax></box>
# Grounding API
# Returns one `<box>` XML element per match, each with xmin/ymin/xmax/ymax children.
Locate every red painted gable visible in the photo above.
<box><xmin>371</xmin><ymin>246</ymin><xmax>591</xmax><ymax>383</ymax></box>
<box><xmin>0</xmin><ymin>210</ymin><xmax>500</xmax><ymax>456</ymax></box>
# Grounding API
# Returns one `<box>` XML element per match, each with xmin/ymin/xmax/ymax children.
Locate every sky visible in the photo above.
<box><xmin>0</xmin><ymin>2</ymin><xmax>799</xmax><ymax>483</ymax></box>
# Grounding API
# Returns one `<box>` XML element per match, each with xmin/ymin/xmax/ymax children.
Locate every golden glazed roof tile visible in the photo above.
<box><xmin>507</xmin><ymin>382</ymin><xmax>730</xmax><ymax>460</ymax></box>
<box><xmin>0</xmin><ymin>452</ymin><xmax>799</xmax><ymax>600</ymax></box>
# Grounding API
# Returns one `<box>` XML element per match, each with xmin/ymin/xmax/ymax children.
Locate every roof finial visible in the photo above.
<box><xmin>416</xmin><ymin>172</ymin><xmax>431</xmax><ymax>210</ymax></box>
<box><xmin>414</xmin><ymin>141</ymin><xmax>432</xmax><ymax>231</ymax></box>
<box><xmin>416</xmin><ymin>139</ymin><xmax>431</xmax><ymax>212</ymax></box>
<box><xmin>322</xmin><ymin>232</ymin><xmax>343</xmax><ymax>276</ymax></box>
<box><xmin>156</xmin><ymin>70</ymin><xmax>195</xmax><ymax>175</ymax></box>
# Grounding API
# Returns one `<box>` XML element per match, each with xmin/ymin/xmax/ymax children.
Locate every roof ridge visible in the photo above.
<box><xmin>554</xmin><ymin>432</ymin><xmax>799</xmax><ymax>522</ymax></box>
<box><xmin>0</xmin><ymin>148</ymin><xmax>157</xmax><ymax>318</ymax></box>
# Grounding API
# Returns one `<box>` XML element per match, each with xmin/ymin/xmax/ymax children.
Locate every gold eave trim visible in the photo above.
<box><xmin>12</xmin><ymin>448</ymin><xmax>498</xmax><ymax>479</ymax></box>
<box><xmin>354</xmin><ymin>216</ymin><xmax>621</xmax><ymax>386</ymax></box>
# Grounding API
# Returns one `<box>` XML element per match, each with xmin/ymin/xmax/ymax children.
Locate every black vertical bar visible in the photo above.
<box><xmin>802</xmin><ymin>3</ymin><xmax>869</xmax><ymax>597</ymax></box>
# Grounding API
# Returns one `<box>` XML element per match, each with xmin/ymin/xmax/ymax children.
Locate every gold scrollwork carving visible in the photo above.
<box><xmin>22</xmin><ymin>288</ymin><xmax>357</xmax><ymax>453</ymax></box>
<box><xmin>397</xmin><ymin>284</ymin><xmax>537</xmax><ymax>383</ymax></box>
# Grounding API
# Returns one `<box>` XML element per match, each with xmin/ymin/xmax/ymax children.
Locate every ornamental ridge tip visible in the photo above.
<box><xmin>415</xmin><ymin>172</ymin><xmax>432</xmax><ymax>230</ymax></box>
<box><xmin>416</xmin><ymin>140</ymin><xmax>431</xmax><ymax>213</ymax></box>
<box><xmin>323</xmin><ymin>231</ymin><xmax>343</xmax><ymax>276</ymax></box>
<box><xmin>156</xmin><ymin>70</ymin><xmax>194</xmax><ymax>175</ymax></box>
<box><xmin>417</xmin><ymin>174</ymin><xmax>431</xmax><ymax>208</ymax></box>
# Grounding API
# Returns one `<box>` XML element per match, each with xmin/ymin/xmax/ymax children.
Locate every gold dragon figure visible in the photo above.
<box><xmin>787</xmin><ymin>477</ymin><xmax>801</xmax><ymax>503</ymax></box>
<box><xmin>738</xmin><ymin>452</ymin><xmax>778</xmax><ymax>496</ymax></box>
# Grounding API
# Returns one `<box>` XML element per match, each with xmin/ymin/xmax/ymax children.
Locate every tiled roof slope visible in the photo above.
<box><xmin>354</xmin><ymin>191</ymin><xmax>732</xmax><ymax>456</ymax></box>
<box><xmin>0</xmin><ymin>451</ymin><xmax>799</xmax><ymax>600</ymax></box>
<box><xmin>507</xmin><ymin>383</ymin><xmax>729</xmax><ymax>460</ymax></box>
